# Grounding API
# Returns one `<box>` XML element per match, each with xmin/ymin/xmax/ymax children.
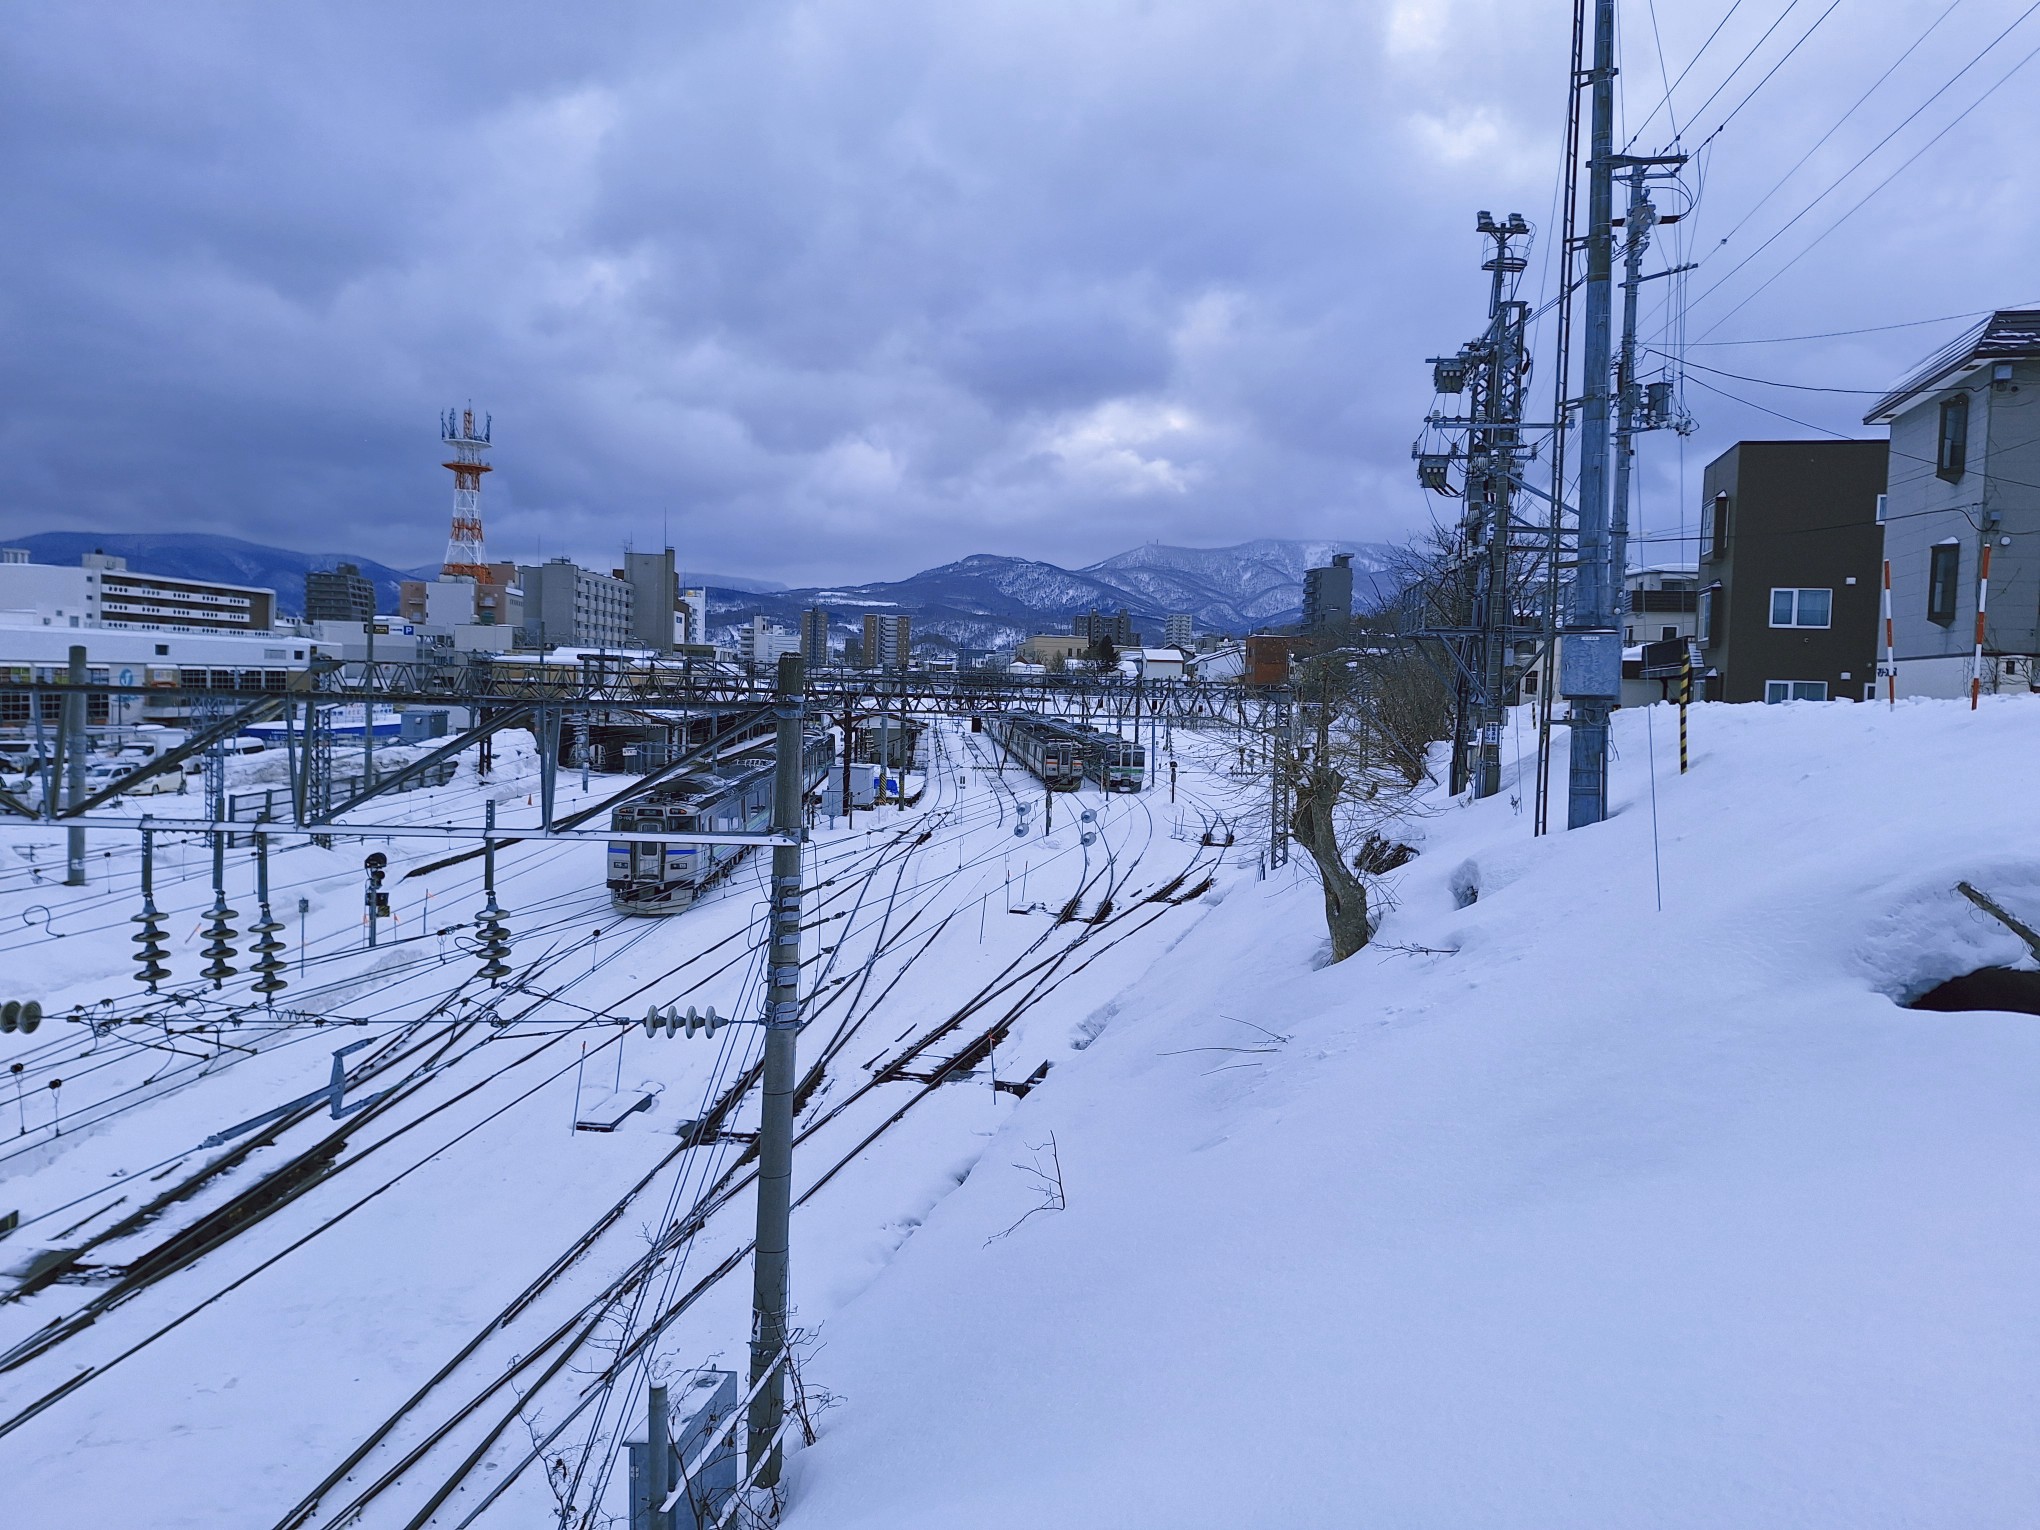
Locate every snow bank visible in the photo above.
<box><xmin>783</xmin><ymin>698</ymin><xmax>2040</xmax><ymax>1529</ymax></box>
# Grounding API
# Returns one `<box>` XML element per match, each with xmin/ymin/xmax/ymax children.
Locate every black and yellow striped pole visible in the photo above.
<box><xmin>1679</xmin><ymin>652</ymin><xmax>1691</xmax><ymax>774</ymax></box>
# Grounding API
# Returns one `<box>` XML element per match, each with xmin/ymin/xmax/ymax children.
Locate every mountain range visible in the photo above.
<box><xmin>729</xmin><ymin>538</ymin><xmax>1402</xmax><ymax>649</ymax></box>
<box><xmin>1</xmin><ymin>530</ymin><xmax>1401</xmax><ymax>644</ymax></box>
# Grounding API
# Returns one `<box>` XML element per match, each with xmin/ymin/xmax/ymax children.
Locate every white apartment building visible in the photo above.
<box><xmin>739</xmin><ymin>615</ymin><xmax>800</xmax><ymax>667</ymax></box>
<box><xmin>0</xmin><ymin>549</ymin><xmax>276</xmax><ymax>635</ymax></box>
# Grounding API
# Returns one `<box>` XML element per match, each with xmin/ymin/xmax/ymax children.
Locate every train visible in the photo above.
<box><xmin>1076</xmin><ymin>726</ymin><xmax>1145</xmax><ymax>793</ymax></box>
<box><xmin>607</xmin><ymin>731</ymin><xmax>835</xmax><ymax>916</ymax></box>
<box><xmin>984</xmin><ymin>711</ymin><xmax>1144</xmax><ymax>793</ymax></box>
<box><xmin>984</xmin><ymin>711</ymin><xmax>1084</xmax><ymax>791</ymax></box>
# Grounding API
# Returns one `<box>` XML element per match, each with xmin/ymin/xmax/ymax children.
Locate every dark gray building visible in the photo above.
<box><xmin>305</xmin><ymin>562</ymin><xmax>375</xmax><ymax>623</ymax></box>
<box><xmin>1865</xmin><ymin>310</ymin><xmax>2040</xmax><ymax>698</ymax></box>
<box><xmin>800</xmin><ymin>606</ymin><xmax>831</xmax><ymax>668</ymax></box>
<box><xmin>1697</xmin><ymin>440</ymin><xmax>1887</xmax><ymax>703</ymax></box>
<box><xmin>1074</xmin><ymin>608</ymin><xmax>1139</xmax><ymax>648</ymax></box>
<box><xmin>1302</xmin><ymin>553</ymin><xmax>1354</xmax><ymax>632</ymax></box>
<box><xmin>623</xmin><ymin>548</ymin><xmax>678</xmax><ymax>652</ymax></box>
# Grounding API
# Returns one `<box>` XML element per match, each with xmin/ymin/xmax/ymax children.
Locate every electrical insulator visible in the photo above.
<box><xmin>641</xmin><ymin>1003</ymin><xmax>726</xmax><ymax>1038</ymax></box>
<box><xmin>249</xmin><ymin>908</ymin><xmax>288</xmax><ymax>998</ymax></box>
<box><xmin>200</xmin><ymin>893</ymin><xmax>239</xmax><ymax>988</ymax></box>
<box><xmin>0</xmin><ymin>1000</ymin><xmax>42</xmax><ymax>1035</ymax></box>
<box><xmin>475</xmin><ymin>894</ymin><xmax>512</xmax><ymax>984</ymax></box>
<box><xmin>132</xmin><ymin>902</ymin><xmax>171</xmax><ymax>992</ymax></box>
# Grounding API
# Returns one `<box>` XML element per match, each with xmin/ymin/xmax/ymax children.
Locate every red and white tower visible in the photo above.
<box><xmin>440</xmin><ymin>406</ymin><xmax>493</xmax><ymax>579</ymax></box>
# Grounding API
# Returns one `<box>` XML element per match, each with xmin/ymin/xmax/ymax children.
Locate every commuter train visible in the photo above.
<box><xmin>986</xmin><ymin>711</ymin><xmax>1145</xmax><ymax>793</ymax></box>
<box><xmin>984</xmin><ymin>711</ymin><xmax>1084</xmax><ymax>791</ymax></box>
<box><xmin>607</xmin><ymin>732</ymin><xmax>836</xmax><ymax>915</ymax></box>
<box><xmin>1076</xmin><ymin>727</ymin><xmax>1145</xmax><ymax>793</ymax></box>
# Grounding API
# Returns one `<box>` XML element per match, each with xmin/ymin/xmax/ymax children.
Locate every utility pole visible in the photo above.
<box><xmin>1609</xmin><ymin>160</ymin><xmax>1691</xmax><ymax>615</ymax></box>
<box><xmin>1416</xmin><ymin>211</ymin><xmax>1533</xmax><ymax>803</ymax></box>
<box><xmin>1564</xmin><ymin>0</ymin><xmax>1620</xmax><ymax>831</ymax></box>
<box><xmin>747</xmin><ymin>653</ymin><xmax>805</xmax><ymax>1487</ymax></box>
<box><xmin>63</xmin><ymin>645</ymin><xmax>86</xmax><ymax>885</ymax></box>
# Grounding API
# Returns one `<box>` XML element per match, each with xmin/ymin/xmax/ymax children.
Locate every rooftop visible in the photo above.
<box><xmin>1865</xmin><ymin>308</ymin><xmax>2040</xmax><ymax>424</ymax></box>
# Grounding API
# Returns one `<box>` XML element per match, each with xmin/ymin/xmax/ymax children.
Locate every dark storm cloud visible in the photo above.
<box><xmin>2</xmin><ymin>1</ymin><xmax>2036</xmax><ymax>583</ymax></box>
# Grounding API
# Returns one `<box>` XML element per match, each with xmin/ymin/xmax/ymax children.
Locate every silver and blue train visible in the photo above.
<box><xmin>607</xmin><ymin>732</ymin><xmax>836</xmax><ymax>915</ymax></box>
<box><xmin>985</xmin><ymin>711</ymin><xmax>1144</xmax><ymax>793</ymax></box>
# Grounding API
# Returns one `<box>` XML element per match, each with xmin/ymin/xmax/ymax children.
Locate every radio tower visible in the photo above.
<box><xmin>440</xmin><ymin>405</ymin><xmax>493</xmax><ymax>579</ymax></box>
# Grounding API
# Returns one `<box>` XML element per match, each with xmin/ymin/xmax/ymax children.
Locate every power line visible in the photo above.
<box><xmin>1624</xmin><ymin>0</ymin><xmax>1748</xmax><ymax>150</ymax></box>
<box><xmin>1647</xmin><ymin>346</ymin><xmax>1890</xmax><ymax>393</ymax></box>
<box><xmin>1678</xmin><ymin>0</ymin><xmax>1813</xmax><ymax>139</ymax></box>
<box><xmin>1697</xmin><ymin>30</ymin><xmax>2040</xmax><ymax>335</ymax></box>
<box><xmin>1704</xmin><ymin>0</ymin><xmax>1965</xmax><ymax>250</ymax></box>
<box><xmin>1688</xmin><ymin>0</ymin><xmax>2040</xmax><ymax>323</ymax></box>
<box><xmin>1685</xmin><ymin>305</ymin><xmax>2009</xmax><ymax>345</ymax></box>
<box><xmin>1688</xmin><ymin>0</ymin><xmax>1850</xmax><ymax>152</ymax></box>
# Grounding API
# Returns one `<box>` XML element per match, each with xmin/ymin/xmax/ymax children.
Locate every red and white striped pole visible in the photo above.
<box><xmin>1882</xmin><ymin>558</ymin><xmax>1896</xmax><ymax>707</ymax></box>
<box><xmin>1971</xmin><ymin>539</ymin><xmax>1993</xmax><ymax>711</ymax></box>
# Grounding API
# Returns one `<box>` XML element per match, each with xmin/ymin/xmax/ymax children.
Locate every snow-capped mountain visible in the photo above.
<box><xmin>726</xmin><ymin>539</ymin><xmax>1403</xmax><ymax>649</ymax></box>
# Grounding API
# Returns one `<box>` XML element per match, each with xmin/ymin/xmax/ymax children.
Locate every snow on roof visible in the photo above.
<box><xmin>1865</xmin><ymin>308</ymin><xmax>2040</xmax><ymax>423</ymax></box>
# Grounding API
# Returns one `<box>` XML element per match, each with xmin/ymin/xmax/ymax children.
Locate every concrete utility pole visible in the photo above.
<box><xmin>1609</xmin><ymin>158</ymin><xmax>1692</xmax><ymax>608</ymax></box>
<box><xmin>646</xmin><ymin>1381</ymin><xmax>671</xmax><ymax>1530</ymax></box>
<box><xmin>747</xmin><ymin>653</ymin><xmax>805</xmax><ymax>1486</ymax></box>
<box><xmin>1564</xmin><ymin>0</ymin><xmax>1620</xmax><ymax>830</ymax></box>
<box><xmin>63</xmin><ymin>645</ymin><xmax>87</xmax><ymax>885</ymax></box>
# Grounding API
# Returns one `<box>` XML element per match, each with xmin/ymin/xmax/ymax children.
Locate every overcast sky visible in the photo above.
<box><xmin>2</xmin><ymin>0</ymin><xmax>2035</xmax><ymax>584</ymax></box>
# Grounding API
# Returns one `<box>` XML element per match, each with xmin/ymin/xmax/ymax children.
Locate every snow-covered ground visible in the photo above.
<box><xmin>781</xmin><ymin>697</ymin><xmax>2040</xmax><ymax>1530</ymax></box>
<box><xmin>3</xmin><ymin>697</ymin><xmax>2037</xmax><ymax>1528</ymax></box>
<box><xmin>0</xmin><ymin>718</ymin><xmax>1244</xmax><ymax>1526</ymax></box>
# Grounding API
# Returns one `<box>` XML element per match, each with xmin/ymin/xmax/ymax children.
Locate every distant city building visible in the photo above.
<box><xmin>516</xmin><ymin>557</ymin><xmax>634</xmax><ymax>649</ymax></box>
<box><xmin>398</xmin><ymin>575</ymin><xmax>480</xmax><ymax>629</ymax></box>
<box><xmin>1015</xmin><ymin>634</ymin><xmax>1090</xmax><ymax>667</ymax></box>
<box><xmin>305</xmin><ymin>563</ymin><xmax>375</xmax><ymax>624</ymax></box>
<box><xmin>1163</xmin><ymin>612</ymin><xmax>1193</xmax><ymax>648</ymax></box>
<box><xmin>862</xmin><ymin>612</ymin><xmax>911</xmax><ymax>669</ymax></box>
<box><xmin>1302</xmin><ymin>553</ymin><xmax>1354</xmax><ymax>632</ymax></box>
<box><xmin>622</xmin><ymin>549</ymin><xmax>679</xmax><ymax>653</ymax></box>
<box><xmin>0</xmin><ymin>550</ymin><xmax>275</xmax><ymax>635</ymax></box>
<box><xmin>1074</xmin><ymin>608</ymin><xmax>1139</xmax><ymax>648</ymax></box>
<box><xmin>677</xmin><ymin>587</ymin><xmax>709</xmax><ymax>647</ymax></box>
<box><xmin>474</xmin><ymin>562</ymin><xmax>522</xmax><ymax>629</ymax></box>
<box><xmin>800</xmin><ymin>606</ymin><xmax>831</xmax><ymax>668</ymax></box>
<box><xmin>741</xmin><ymin>614</ymin><xmax>800</xmax><ymax>668</ymax></box>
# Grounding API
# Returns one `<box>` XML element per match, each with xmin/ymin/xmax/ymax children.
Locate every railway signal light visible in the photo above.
<box><xmin>641</xmin><ymin>1003</ymin><xmax>727</xmax><ymax>1038</ymax></box>
<box><xmin>0</xmin><ymin>1000</ymin><xmax>43</xmax><ymax>1034</ymax></box>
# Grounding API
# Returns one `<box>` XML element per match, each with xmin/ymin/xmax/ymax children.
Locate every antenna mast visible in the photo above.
<box><xmin>440</xmin><ymin>406</ymin><xmax>493</xmax><ymax>580</ymax></box>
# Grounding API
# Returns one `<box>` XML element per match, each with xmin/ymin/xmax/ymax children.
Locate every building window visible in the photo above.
<box><xmin>1937</xmin><ymin>393</ymin><xmax>1969</xmax><ymax>480</ymax></box>
<box><xmin>1765</xmin><ymin>680</ymin><xmax>1829</xmax><ymax>703</ymax></box>
<box><xmin>1661</xmin><ymin>625</ymin><xmax>1678</xmax><ymax>641</ymax></box>
<box><xmin>1769</xmin><ymin>588</ymin><xmax>1832</xmax><ymax>628</ymax></box>
<box><xmin>1928</xmin><ymin>543</ymin><xmax>1961</xmax><ymax>625</ymax></box>
<box><xmin>1698</xmin><ymin>586</ymin><xmax>1720</xmax><ymax>646</ymax></box>
<box><xmin>1702</xmin><ymin>492</ymin><xmax>1728</xmax><ymax>560</ymax></box>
